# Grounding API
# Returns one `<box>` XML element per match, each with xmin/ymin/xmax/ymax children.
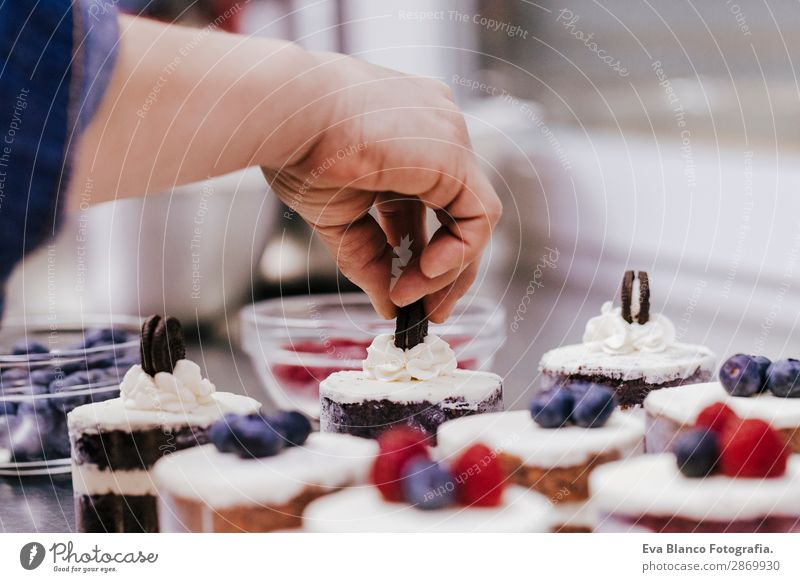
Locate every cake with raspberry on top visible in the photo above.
<box><xmin>592</xmin><ymin>402</ymin><xmax>800</xmax><ymax>532</ymax></box>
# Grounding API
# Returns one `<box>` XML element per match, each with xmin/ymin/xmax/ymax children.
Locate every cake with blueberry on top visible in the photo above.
<box><xmin>154</xmin><ymin>410</ymin><xmax>377</xmax><ymax>532</ymax></box>
<box><xmin>303</xmin><ymin>426</ymin><xmax>553</xmax><ymax>532</ymax></box>
<box><xmin>644</xmin><ymin>354</ymin><xmax>800</xmax><ymax>453</ymax></box>
<box><xmin>592</xmin><ymin>403</ymin><xmax>800</xmax><ymax>532</ymax></box>
<box><xmin>437</xmin><ymin>382</ymin><xmax>644</xmax><ymax>532</ymax></box>
<box><xmin>539</xmin><ymin>271</ymin><xmax>716</xmax><ymax>407</ymax></box>
<box><xmin>67</xmin><ymin>315</ymin><xmax>260</xmax><ymax>533</ymax></box>
<box><xmin>320</xmin><ymin>300</ymin><xmax>502</xmax><ymax>440</ymax></box>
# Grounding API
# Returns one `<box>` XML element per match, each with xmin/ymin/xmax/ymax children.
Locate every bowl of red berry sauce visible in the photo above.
<box><xmin>0</xmin><ymin>315</ymin><xmax>141</xmax><ymax>476</ymax></box>
<box><xmin>240</xmin><ymin>293</ymin><xmax>506</xmax><ymax>418</ymax></box>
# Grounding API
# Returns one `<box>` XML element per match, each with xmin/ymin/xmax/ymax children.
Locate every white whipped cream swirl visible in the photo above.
<box><xmin>363</xmin><ymin>334</ymin><xmax>457</xmax><ymax>381</ymax></box>
<box><xmin>120</xmin><ymin>359</ymin><xmax>216</xmax><ymax>413</ymax></box>
<box><xmin>583</xmin><ymin>301</ymin><xmax>676</xmax><ymax>355</ymax></box>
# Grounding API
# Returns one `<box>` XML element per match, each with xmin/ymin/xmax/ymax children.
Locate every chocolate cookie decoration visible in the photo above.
<box><xmin>637</xmin><ymin>271</ymin><xmax>651</xmax><ymax>325</ymax></box>
<box><xmin>394</xmin><ymin>299</ymin><xmax>428</xmax><ymax>350</ymax></box>
<box><xmin>140</xmin><ymin>315</ymin><xmax>162</xmax><ymax>376</ymax></box>
<box><xmin>140</xmin><ymin>314</ymin><xmax>186</xmax><ymax>376</ymax></box>
<box><xmin>620</xmin><ymin>271</ymin><xmax>635</xmax><ymax>324</ymax></box>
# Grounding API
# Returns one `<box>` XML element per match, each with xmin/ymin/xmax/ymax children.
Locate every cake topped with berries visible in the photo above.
<box><xmin>320</xmin><ymin>300</ymin><xmax>503</xmax><ymax>440</ymax></box>
<box><xmin>592</xmin><ymin>402</ymin><xmax>800</xmax><ymax>533</ymax></box>
<box><xmin>154</xmin><ymin>409</ymin><xmax>377</xmax><ymax>532</ymax></box>
<box><xmin>437</xmin><ymin>382</ymin><xmax>644</xmax><ymax>532</ymax></box>
<box><xmin>68</xmin><ymin>315</ymin><xmax>261</xmax><ymax>533</ymax></box>
<box><xmin>644</xmin><ymin>354</ymin><xmax>800</xmax><ymax>453</ymax></box>
<box><xmin>539</xmin><ymin>271</ymin><xmax>716</xmax><ymax>407</ymax></box>
<box><xmin>303</xmin><ymin>427</ymin><xmax>553</xmax><ymax>532</ymax></box>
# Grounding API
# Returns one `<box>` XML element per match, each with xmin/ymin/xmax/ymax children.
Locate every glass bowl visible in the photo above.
<box><xmin>240</xmin><ymin>293</ymin><xmax>506</xmax><ymax>418</ymax></box>
<box><xmin>0</xmin><ymin>315</ymin><xmax>142</xmax><ymax>476</ymax></box>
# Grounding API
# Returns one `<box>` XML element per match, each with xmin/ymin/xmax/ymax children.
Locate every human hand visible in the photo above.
<box><xmin>262</xmin><ymin>52</ymin><xmax>502</xmax><ymax>323</ymax></box>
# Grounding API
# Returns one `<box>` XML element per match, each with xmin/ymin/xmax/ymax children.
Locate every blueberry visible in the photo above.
<box><xmin>9</xmin><ymin>405</ymin><xmax>69</xmax><ymax>461</ymax></box>
<box><xmin>208</xmin><ymin>414</ymin><xmax>244</xmax><ymax>453</ymax></box>
<box><xmin>0</xmin><ymin>367</ymin><xmax>29</xmax><ymax>388</ymax></box>
<box><xmin>11</xmin><ymin>340</ymin><xmax>49</xmax><ymax>355</ymax></box>
<box><xmin>79</xmin><ymin>328</ymin><xmax>130</xmax><ymax>349</ymax></box>
<box><xmin>209</xmin><ymin>414</ymin><xmax>284</xmax><ymax>458</ymax></box>
<box><xmin>766</xmin><ymin>359</ymin><xmax>800</xmax><ymax>398</ymax></box>
<box><xmin>401</xmin><ymin>458</ymin><xmax>456</xmax><ymax>510</ymax></box>
<box><xmin>272</xmin><ymin>410</ymin><xmax>312</xmax><ymax>447</ymax></box>
<box><xmin>673</xmin><ymin>428</ymin><xmax>719</xmax><ymax>478</ymax></box>
<box><xmin>719</xmin><ymin>354</ymin><xmax>766</xmax><ymax>397</ymax></box>
<box><xmin>0</xmin><ymin>399</ymin><xmax>18</xmax><ymax>416</ymax></box>
<box><xmin>29</xmin><ymin>368</ymin><xmax>58</xmax><ymax>387</ymax></box>
<box><xmin>530</xmin><ymin>388</ymin><xmax>574</xmax><ymax>428</ymax></box>
<box><xmin>752</xmin><ymin>356</ymin><xmax>772</xmax><ymax>392</ymax></box>
<box><xmin>571</xmin><ymin>384</ymin><xmax>616</xmax><ymax>428</ymax></box>
<box><xmin>230</xmin><ymin>415</ymin><xmax>284</xmax><ymax>458</ymax></box>
<box><xmin>85</xmin><ymin>353</ymin><xmax>117</xmax><ymax>370</ymax></box>
<box><xmin>49</xmin><ymin>370</ymin><xmax>107</xmax><ymax>413</ymax></box>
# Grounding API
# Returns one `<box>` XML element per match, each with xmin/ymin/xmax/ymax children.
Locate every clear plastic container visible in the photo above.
<box><xmin>240</xmin><ymin>293</ymin><xmax>506</xmax><ymax>418</ymax></box>
<box><xmin>0</xmin><ymin>315</ymin><xmax>141</xmax><ymax>476</ymax></box>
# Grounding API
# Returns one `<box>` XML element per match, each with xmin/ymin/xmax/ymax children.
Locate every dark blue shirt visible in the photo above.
<box><xmin>0</xmin><ymin>0</ymin><xmax>118</xmax><ymax>316</ymax></box>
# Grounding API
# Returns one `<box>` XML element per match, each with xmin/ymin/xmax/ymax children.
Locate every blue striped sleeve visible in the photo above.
<box><xmin>0</xmin><ymin>0</ymin><xmax>119</xmax><ymax>316</ymax></box>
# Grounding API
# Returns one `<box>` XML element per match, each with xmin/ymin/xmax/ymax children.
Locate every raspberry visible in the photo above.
<box><xmin>720</xmin><ymin>419</ymin><xmax>789</xmax><ymax>478</ymax></box>
<box><xmin>370</xmin><ymin>427</ymin><xmax>431</xmax><ymax>502</ymax></box>
<box><xmin>694</xmin><ymin>402</ymin><xmax>738</xmax><ymax>435</ymax></box>
<box><xmin>451</xmin><ymin>444</ymin><xmax>506</xmax><ymax>507</ymax></box>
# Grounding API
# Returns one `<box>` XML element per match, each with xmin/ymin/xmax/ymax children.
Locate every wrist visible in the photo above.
<box><xmin>243</xmin><ymin>42</ymin><xmax>331</xmax><ymax>169</ymax></box>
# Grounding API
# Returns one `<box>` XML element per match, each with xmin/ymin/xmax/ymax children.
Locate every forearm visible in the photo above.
<box><xmin>69</xmin><ymin>15</ymin><xmax>321</xmax><ymax>207</ymax></box>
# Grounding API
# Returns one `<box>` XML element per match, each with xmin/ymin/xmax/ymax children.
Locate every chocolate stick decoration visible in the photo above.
<box><xmin>394</xmin><ymin>299</ymin><xmax>429</xmax><ymax>350</ymax></box>
<box><xmin>620</xmin><ymin>271</ymin><xmax>635</xmax><ymax>324</ymax></box>
<box><xmin>140</xmin><ymin>314</ymin><xmax>186</xmax><ymax>376</ymax></box>
<box><xmin>637</xmin><ymin>271</ymin><xmax>651</xmax><ymax>325</ymax></box>
<box><xmin>620</xmin><ymin>271</ymin><xmax>651</xmax><ymax>325</ymax></box>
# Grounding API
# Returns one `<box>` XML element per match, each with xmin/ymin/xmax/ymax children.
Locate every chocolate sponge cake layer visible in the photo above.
<box><xmin>542</xmin><ymin>368</ymin><xmax>712</xmax><ymax>408</ymax></box>
<box><xmin>71</xmin><ymin>424</ymin><xmax>211</xmax><ymax>471</ymax></box>
<box><xmin>321</xmin><ymin>387</ymin><xmax>503</xmax><ymax>441</ymax></box>
<box><xmin>76</xmin><ymin>493</ymin><xmax>158</xmax><ymax>533</ymax></box>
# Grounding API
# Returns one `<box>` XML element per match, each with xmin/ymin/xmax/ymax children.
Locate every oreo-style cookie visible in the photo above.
<box><xmin>150</xmin><ymin>316</ymin><xmax>186</xmax><ymax>375</ymax></box>
<box><xmin>620</xmin><ymin>271</ymin><xmax>635</xmax><ymax>324</ymax></box>
<box><xmin>394</xmin><ymin>299</ymin><xmax>428</xmax><ymax>350</ymax></box>
<box><xmin>637</xmin><ymin>271</ymin><xmax>651</xmax><ymax>325</ymax></box>
<box><xmin>140</xmin><ymin>315</ymin><xmax>162</xmax><ymax>376</ymax></box>
<box><xmin>140</xmin><ymin>315</ymin><xmax>186</xmax><ymax>376</ymax></box>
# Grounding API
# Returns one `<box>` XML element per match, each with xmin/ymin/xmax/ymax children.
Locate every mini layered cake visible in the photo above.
<box><xmin>155</xmin><ymin>411</ymin><xmax>377</xmax><ymax>532</ymax></box>
<box><xmin>320</xmin><ymin>301</ymin><xmax>502</xmax><ymax>439</ymax></box>
<box><xmin>645</xmin><ymin>354</ymin><xmax>800</xmax><ymax>453</ymax></box>
<box><xmin>304</xmin><ymin>427</ymin><xmax>553</xmax><ymax>532</ymax></box>
<box><xmin>592</xmin><ymin>403</ymin><xmax>800</xmax><ymax>532</ymax></box>
<box><xmin>437</xmin><ymin>383</ymin><xmax>644</xmax><ymax>532</ymax></box>
<box><xmin>68</xmin><ymin>315</ymin><xmax>260</xmax><ymax>533</ymax></box>
<box><xmin>539</xmin><ymin>271</ymin><xmax>715</xmax><ymax>407</ymax></box>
